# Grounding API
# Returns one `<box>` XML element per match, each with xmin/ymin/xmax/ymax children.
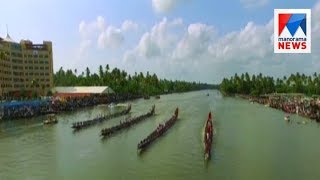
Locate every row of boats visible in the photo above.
<box><xmin>71</xmin><ymin>104</ymin><xmax>131</xmax><ymax>131</ymax></box>
<box><xmin>135</xmin><ymin>108</ymin><xmax>214</xmax><ymax>160</ymax></box>
<box><xmin>69</xmin><ymin>103</ymin><xmax>214</xmax><ymax>160</ymax></box>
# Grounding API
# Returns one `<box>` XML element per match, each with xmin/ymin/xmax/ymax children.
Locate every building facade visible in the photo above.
<box><xmin>0</xmin><ymin>34</ymin><xmax>53</xmax><ymax>96</ymax></box>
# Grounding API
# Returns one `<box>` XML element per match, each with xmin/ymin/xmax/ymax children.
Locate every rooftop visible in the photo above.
<box><xmin>3</xmin><ymin>33</ymin><xmax>17</xmax><ymax>43</ymax></box>
<box><xmin>52</xmin><ymin>86</ymin><xmax>115</xmax><ymax>94</ymax></box>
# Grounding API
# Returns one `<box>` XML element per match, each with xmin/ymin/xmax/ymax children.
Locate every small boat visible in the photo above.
<box><xmin>203</xmin><ymin>112</ymin><xmax>213</xmax><ymax>160</ymax></box>
<box><xmin>116</xmin><ymin>103</ymin><xmax>129</xmax><ymax>107</ymax></box>
<box><xmin>43</xmin><ymin>114</ymin><xmax>58</xmax><ymax>125</ymax></box>
<box><xmin>284</xmin><ymin>115</ymin><xmax>290</xmax><ymax>121</ymax></box>
<box><xmin>108</xmin><ymin>103</ymin><xmax>116</xmax><ymax>108</ymax></box>
<box><xmin>144</xmin><ymin>95</ymin><xmax>150</xmax><ymax>100</ymax></box>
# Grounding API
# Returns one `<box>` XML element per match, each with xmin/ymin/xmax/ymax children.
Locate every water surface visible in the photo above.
<box><xmin>0</xmin><ymin>90</ymin><xmax>319</xmax><ymax>180</ymax></box>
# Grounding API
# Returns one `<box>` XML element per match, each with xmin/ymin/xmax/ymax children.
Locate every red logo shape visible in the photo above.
<box><xmin>278</xmin><ymin>14</ymin><xmax>291</xmax><ymax>36</ymax></box>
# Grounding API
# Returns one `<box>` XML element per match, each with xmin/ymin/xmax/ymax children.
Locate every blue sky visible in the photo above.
<box><xmin>0</xmin><ymin>0</ymin><xmax>319</xmax><ymax>83</ymax></box>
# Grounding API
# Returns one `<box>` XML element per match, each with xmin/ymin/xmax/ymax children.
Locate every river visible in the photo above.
<box><xmin>0</xmin><ymin>90</ymin><xmax>320</xmax><ymax>180</ymax></box>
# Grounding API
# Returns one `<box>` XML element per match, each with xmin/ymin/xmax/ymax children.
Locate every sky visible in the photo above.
<box><xmin>0</xmin><ymin>0</ymin><xmax>319</xmax><ymax>84</ymax></box>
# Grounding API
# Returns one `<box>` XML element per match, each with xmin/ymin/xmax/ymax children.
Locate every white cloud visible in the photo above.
<box><xmin>152</xmin><ymin>0</ymin><xmax>187</xmax><ymax>13</ymax></box>
<box><xmin>78</xmin><ymin>16</ymin><xmax>106</xmax><ymax>38</ymax></box>
<box><xmin>98</xmin><ymin>26</ymin><xmax>124</xmax><ymax>49</ymax></box>
<box><xmin>78</xmin><ymin>16</ymin><xmax>107</xmax><ymax>54</ymax></box>
<box><xmin>123</xmin><ymin>5</ymin><xmax>320</xmax><ymax>83</ymax></box>
<box><xmin>173</xmin><ymin>23</ymin><xmax>215</xmax><ymax>59</ymax></box>
<box><xmin>152</xmin><ymin>0</ymin><xmax>176</xmax><ymax>13</ymax></box>
<box><xmin>79</xmin><ymin>21</ymin><xmax>87</xmax><ymax>38</ymax></box>
<box><xmin>240</xmin><ymin>0</ymin><xmax>269</xmax><ymax>8</ymax></box>
<box><xmin>78</xmin><ymin>16</ymin><xmax>139</xmax><ymax>52</ymax></box>
<box><xmin>76</xmin><ymin>2</ymin><xmax>320</xmax><ymax>83</ymax></box>
<box><xmin>121</xmin><ymin>20</ymin><xmax>138</xmax><ymax>32</ymax></box>
<box><xmin>125</xmin><ymin>17</ymin><xmax>183</xmax><ymax>60</ymax></box>
<box><xmin>79</xmin><ymin>39</ymin><xmax>92</xmax><ymax>57</ymax></box>
<box><xmin>137</xmin><ymin>32</ymin><xmax>161</xmax><ymax>57</ymax></box>
<box><xmin>208</xmin><ymin>20</ymin><xmax>273</xmax><ymax>62</ymax></box>
<box><xmin>96</xmin><ymin>16</ymin><xmax>107</xmax><ymax>31</ymax></box>
<box><xmin>312</xmin><ymin>1</ymin><xmax>320</xmax><ymax>33</ymax></box>
<box><xmin>97</xmin><ymin>20</ymin><xmax>139</xmax><ymax>49</ymax></box>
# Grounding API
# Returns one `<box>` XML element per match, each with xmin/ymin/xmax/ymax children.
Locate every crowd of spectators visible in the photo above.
<box><xmin>0</xmin><ymin>94</ymin><xmax>142</xmax><ymax>120</ymax></box>
<box><xmin>245</xmin><ymin>94</ymin><xmax>320</xmax><ymax>122</ymax></box>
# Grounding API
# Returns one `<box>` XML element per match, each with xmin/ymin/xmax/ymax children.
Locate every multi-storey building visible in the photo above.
<box><xmin>0</xmin><ymin>33</ymin><xmax>53</xmax><ymax>96</ymax></box>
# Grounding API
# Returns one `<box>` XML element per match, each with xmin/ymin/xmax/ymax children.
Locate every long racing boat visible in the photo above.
<box><xmin>71</xmin><ymin>104</ymin><xmax>131</xmax><ymax>131</ymax></box>
<box><xmin>203</xmin><ymin>112</ymin><xmax>213</xmax><ymax>160</ymax></box>
<box><xmin>100</xmin><ymin>105</ymin><xmax>155</xmax><ymax>138</ymax></box>
<box><xmin>137</xmin><ymin>107</ymin><xmax>179</xmax><ymax>153</ymax></box>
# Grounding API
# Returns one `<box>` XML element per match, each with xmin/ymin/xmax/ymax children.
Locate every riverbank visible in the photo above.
<box><xmin>234</xmin><ymin>93</ymin><xmax>320</xmax><ymax>122</ymax></box>
<box><xmin>0</xmin><ymin>94</ymin><xmax>141</xmax><ymax>121</ymax></box>
<box><xmin>0</xmin><ymin>88</ymin><xmax>214</xmax><ymax>121</ymax></box>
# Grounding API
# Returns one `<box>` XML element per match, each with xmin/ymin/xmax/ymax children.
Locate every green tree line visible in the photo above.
<box><xmin>220</xmin><ymin>72</ymin><xmax>320</xmax><ymax>96</ymax></box>
<box><xmin>54</xmin><ymin>65</ymin><xmax>217</xmax><ymax>95</ymax></box>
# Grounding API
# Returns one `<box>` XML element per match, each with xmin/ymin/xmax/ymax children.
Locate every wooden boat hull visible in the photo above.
<box><xmin>101</xmin><ymin>105</ymin><xmax>155</xmax><ymax>138</ymax></box>
<box><xmin>72</xmin><ymin>104</ymin><xmax>131</xmax><ymax>130</ymax></box>
<box><xmin>137</xmin><ymin>108</ymin><xmax>179</xmax><ymax>152</ymax></box>
<box><xmin>203</xmin><ymin>112</ymin><xmax>213</xmax><ymax>160</ymax></box>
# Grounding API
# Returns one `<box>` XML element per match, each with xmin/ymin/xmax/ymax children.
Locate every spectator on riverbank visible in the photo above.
<box><xmin>243</xmin><ymin>94</ymin><xmax>320</xmax><ymax>122</ymax></box>
<box><xmin>0</xmin><ymin>93</ymin><xmax>141</xmax><ymax>120</ymax></box>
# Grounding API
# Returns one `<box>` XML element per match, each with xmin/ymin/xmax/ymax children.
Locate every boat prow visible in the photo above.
<box><xmin>204</xmin><ymin>153</ymin><xmax>210</xmax><ymax>161</ymax></box>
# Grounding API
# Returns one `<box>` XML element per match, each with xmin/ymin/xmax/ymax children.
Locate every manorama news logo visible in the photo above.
<box><xmin>274</xmin><ymin>9</ymin><xmax>311</xmax><ymax>53</ymax></box>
